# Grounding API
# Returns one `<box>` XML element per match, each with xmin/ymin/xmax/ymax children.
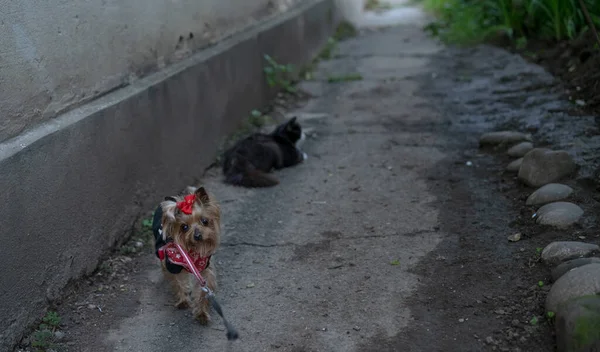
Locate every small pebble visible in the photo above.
<box><xmin>508</xmin><ymin>233</ymin><xmax>522</xmax><ymax>242</ymax></box>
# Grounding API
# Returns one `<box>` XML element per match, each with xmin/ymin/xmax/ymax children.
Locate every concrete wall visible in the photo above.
<box><xmin>0</xmin><ymin>0</ymin><xmax>339</xmax><ymax>349</ymax></box>
<box><xmin>0</xmin><ymin>0</ymin><xmax>300</xmax><ymax>143</ymax></box>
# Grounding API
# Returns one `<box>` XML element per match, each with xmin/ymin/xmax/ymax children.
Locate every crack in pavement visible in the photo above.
<box><xmin>221</xmin><ymin>229</ymin><xmax>439</xmax><ymax>248</ymax></box>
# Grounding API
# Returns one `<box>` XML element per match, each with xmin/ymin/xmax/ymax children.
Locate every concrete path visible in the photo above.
<box><xmin>104</xmin><ymin>10</ymin><xmax>449</xmax><ymax>352</ymax></box>
<box><xmin>23</xmin><ymin>3</ymin><xmax>563</xmax><ymax>352</ymax></box>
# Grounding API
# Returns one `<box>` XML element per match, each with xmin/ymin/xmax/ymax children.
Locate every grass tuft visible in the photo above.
<box><xmin>421</xmin><ymin>0</ymin><xmax>600</xmax><ymax>44</ymax></box>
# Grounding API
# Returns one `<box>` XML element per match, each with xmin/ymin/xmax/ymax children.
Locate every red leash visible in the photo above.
<box><xmin>158</xmin><ymin>242</ymin><xmax>239</xmax><ymax>340</ymax></box>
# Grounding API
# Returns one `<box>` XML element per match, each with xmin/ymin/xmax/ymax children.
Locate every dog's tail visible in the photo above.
<box><xmin>224</xmin><ymin>158</ymin><xmax>279</xmax><ymax>188</ymax></box>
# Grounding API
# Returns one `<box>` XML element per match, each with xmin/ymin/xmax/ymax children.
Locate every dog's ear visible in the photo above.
<box><xmin>184</xmin><ymin>186</ymin><xmax>197</xmax><ymax>195</ymax></box>
<box><xmin>195</xmin><ymin>186</ymin><xmax>210</xmax><ymax>205</ymax></box>
<box><xmin>161</xmin><ymin>199</ymin><xmax>178</xmax><ymax>221</ymax></box>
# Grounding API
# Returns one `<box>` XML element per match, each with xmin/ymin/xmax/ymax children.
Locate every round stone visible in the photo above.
<box><xmin>541</xmin><ymin>241</ymin><xmax>599</xmax><ymax>267</ymax></box>
<box><xmin>546</xmin><ymin>263</ymin><xmax>600</xmax><ymax>313</ymax></box>
<box><xmin>552</xmin><ymin>258</ymin><xmax>600</xmax><ymax>282</ymax></box>
<box><xmin>526</xmin><ymin>183</ymin><xmax>574</xmax><ymax>206</ymax></box>
<box><xmin>479</xmin><ymin>131</ymin><xmax>532</xmax><ymax>146</ymax></box>
<box><xmin>535</xmin><ymin>202</ymin><xmax>583</xmax><ymax>228</ymax></box>
<box><xmin>507</xmin><ymin>142</ymin><xmax>534</xmax><ymax>157</ymax></box>
<box><xmin>506</xmin><ymin>158</ymin><xmax>523</xmax><ymax>172</ymax></box>
<box><xmin>518</xmin><ymin>148</ymin><xmax>577</xmax><ymax>187</ymax></box>
<box><xmin>555</xmin><ymin>295</ymin><xmax>600</xmax><ymax>352</ymax></box>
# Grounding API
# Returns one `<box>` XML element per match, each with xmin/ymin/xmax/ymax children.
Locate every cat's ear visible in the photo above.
<box><xmin>195</xmin><ymin>186</ymin><xmax>210</xmax><ymax>204</ymax></box>
<box><xmin>286</xmin><ymin>117</ymin><xmax>297</xmax><ymax>130</ymax></box>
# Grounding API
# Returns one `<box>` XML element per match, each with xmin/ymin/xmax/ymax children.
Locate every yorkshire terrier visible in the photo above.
<box><xmin>152</xmin><ymin>186</ymin><xmax>221</xmax><ymax>324</ymax></box>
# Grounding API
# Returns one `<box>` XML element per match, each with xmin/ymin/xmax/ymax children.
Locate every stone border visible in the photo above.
<box><xmin>0</xmin><ymin>1</ymin><xmax>339</xmax><ymax>349</ymax></box>
<box><xmin>479</xmin><ymin>130</ymin><xmax>600</xmax><ymax>350</ymax></box>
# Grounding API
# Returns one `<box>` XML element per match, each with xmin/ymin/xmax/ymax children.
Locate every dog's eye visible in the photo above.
<box><xmin>180</xmin><ymin>224</ymin><xmax>189</xmax><ymax>232</ymax></box>
<box><xmin>200</xmin><ymin>218</ymin><xmax>209</xmax><ymax>226</ymax></box>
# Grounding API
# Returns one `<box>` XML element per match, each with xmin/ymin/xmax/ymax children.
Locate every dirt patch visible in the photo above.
<box><xmin>511</xmin><ymin>31</ymin><xmax>600</xmax><ymax>117</ymax></box>
<box><xmin>358</xmin><ymin>39</ymin><xmax>600</xmax><ymax>351</ymax></box>
<box><xmin>14</xmin><ymin>215</ymin><xmax>157</xmax><ymax>352</ymax></box>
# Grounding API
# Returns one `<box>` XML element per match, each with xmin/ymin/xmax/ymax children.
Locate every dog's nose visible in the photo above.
<box><xmin>193</xmin><ymin>228</ymin><xmax>203</xmax><ymax>241</ymax></box>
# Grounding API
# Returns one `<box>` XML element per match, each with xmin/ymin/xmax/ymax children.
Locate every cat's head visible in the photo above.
<box><xmin>273</xmin><ymin>117</ymin><xmax>303</xmax><ymax>144</ymax></box>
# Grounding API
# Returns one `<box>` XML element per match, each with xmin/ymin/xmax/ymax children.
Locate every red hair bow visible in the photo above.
<box><xmin>177</xmin><ymin>194</ymin><xmax>196</xmax><ymax>215</ymax></box>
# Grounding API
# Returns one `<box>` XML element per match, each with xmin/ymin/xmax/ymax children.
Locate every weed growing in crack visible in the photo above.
<box><xmin>31</xmin><ymin>311</ymin><xmax>62</xmax><ymax>351</ymax></box>
<box><xmin>118</xmin><ymin>217</ymin><xmax>154</xmax><ymax>256</ymax></box>
<box><xmin>327</xmin><ymin>73</ymin><xmax>363</xmax><ymax>83</ymax></box>
<box><xmin>334</xmin><ymin>21</ymin><xmax>358</xmax><ymax>41</ymax></box>
<box><xmin>263</xmin><ymin>54</ymin><xmax>296</xmax><ymax>94</ymax></box>
<box><xmin>530</xmin><ymin>316</ymin><xmax>539</xmax><ymax>325</ymax></box>
<box><xmin>318</xmin><ymin>37</ymin><xmax>338</xmax><ymax>60</ymax></box>
<box><xmin>249</xmin><ymin>109</ymin><xmax>273</xmax><ymax>128</ymax></box>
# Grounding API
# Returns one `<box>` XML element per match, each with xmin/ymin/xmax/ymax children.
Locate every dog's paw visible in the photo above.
<box><xmin>302</xmin><ymin>152</ymin><xmax>308</xmax><ymax>160</ymax></box>
<box><xmin>194</xmin><ymin>311</ymin><xmax>211</xmax><ymax>325</ymax></box>
<box><xmin>175</xmin><ymin>298</ymin><xmax>190</xmax><ymax>309</ymax></box>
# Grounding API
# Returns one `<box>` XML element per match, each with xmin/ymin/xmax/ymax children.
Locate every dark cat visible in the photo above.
<box><xmin>222</xmin><ymin>117</ymin><xmax>307</xmax><ymax>188</ymax></box>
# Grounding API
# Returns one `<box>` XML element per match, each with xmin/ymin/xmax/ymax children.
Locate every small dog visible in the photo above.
<box><xmin>222</xmin><ymin>117</ymin><xmax>307</xmax><ymax>188</ymax></box>
<box><xmin>152</xmin><ymin>186</ymin><xmax>221</xmax><ymax>324</ymax></box>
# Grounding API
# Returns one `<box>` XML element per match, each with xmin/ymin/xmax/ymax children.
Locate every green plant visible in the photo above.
<box><xmin>334</xmin><ymin>21</ymin><xmax>358</xmax><ymax>41</ymax></box>
<box><xmin>263</xmin><ymin>54</ymin><xmax>296</xmax><ymax>94</ymax></box>
<box><xmin>530</xmin><ymin>316</ymin><xmax>539</xmax><ymax>325</ymax></box>
<box><xmin>421</xmin><ymin>0</ymin><xmax>600</xmax><ymax>44</ymax></box>
<box><xmin>318</xmin><ymin>37</ymin><xmax>338</xmax><ymax>60</ymax></box>
<box><xmin>31</xmin><ymin>330</ymin><xmax>54</xmax><ymax>350</ymax></box>
<box><xmin>248</xmin><ymin>109</ymin><xmax>272</xmax><ymax>128</ymax></box>
<box><xmin>390</xmin><ymin>259</ymin><xmax>401</xmax><ymax>266</ymax></box>
<box><xmin>327</xmin><ymin>73</ymin><xmax>364</xmax><ymax>83</ymax></box>
<box><xmin>538</xmin><ymin>280</ymin><xmax>545</xmax><ymax>287</ymax></box>
<box><xmin>547</xmin><ymin>311</ymin><xmax>556</xmax><ymax>319</ymax></box>
<box><xmin>41</xmin><ymin>311</ymin><xmax>61</xmax><ymax>330</ymax></box>
<box><xmin>31</xmin><ymin>311</ymin><xmax>61</xmax><ymax>351</ymax></box>
<box><xmin>141</xmin><ymin>218</ymin><xmax>152</xmax><ymax>230</ymax></box>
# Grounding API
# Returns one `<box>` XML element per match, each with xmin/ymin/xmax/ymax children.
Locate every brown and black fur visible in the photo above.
<box><xmin>152</xmin><ymin>186</ymin><xmax>221</xmax><ymax>324</ymax></box>
<box><xmin>222</xmin><ymin>117</ymin><xmax>306</xmax><ymax>188</ymax></box>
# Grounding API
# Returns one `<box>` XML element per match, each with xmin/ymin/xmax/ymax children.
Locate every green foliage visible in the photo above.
<box><xmin>334</xmin><ymin>21</ymin><xmax>358</xmax><ymax>41</ymax></box>
<box><xmin>263</xmin><ymin>54</ymin><xmax>297</xmax><ymax>94</ymax></box>
<box><xmin>31</xmin><ymin>311</ymin><xmax>61</xmax><ymax>351</ymax></box>
<box><xmin>530</xmin><ymin>316</ymin><xmax>539</xmax><ymax>325</ymax></box>
<box><xmin>327</xmin><ymin>73</ymin><xmax>364</xmax><ymax>83</ymax></box>
<box><xmin>31</xmin><ymin>330</ymin><xmax>54</xmax><ymax>350</ymax></box>
<box><xmin>422</xmin><ymin>0</ymin><xmax>600</xmax><ymax>44</ymax></box>
<box><xmin>41</xmin><ymin>311</ymin><xmax>61</xmax><ymax>330</ymax></box>
<box><xmin>248</xmin><ymin>109</ymin><xmax>273</xmax><ymax>128</ymax></box>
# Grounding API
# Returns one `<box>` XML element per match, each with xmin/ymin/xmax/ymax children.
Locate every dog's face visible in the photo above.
<box><xmin>160</xmin><ymin>186</ymin><xmax>221</xmax><ymax>257</ymax></box>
